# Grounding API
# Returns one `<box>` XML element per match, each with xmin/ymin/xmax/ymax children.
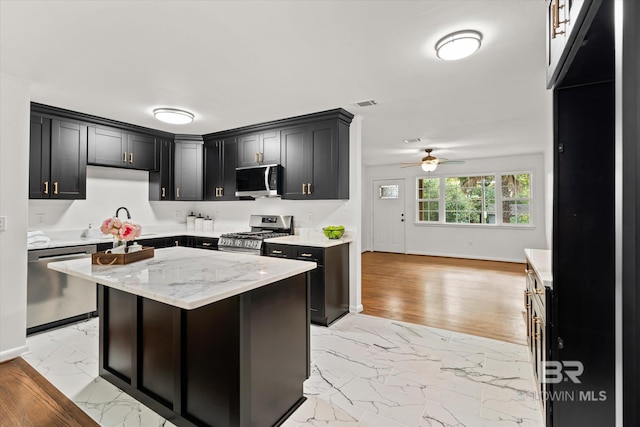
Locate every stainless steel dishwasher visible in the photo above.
<box><xmin>27</xmin><ymin>244</ymin><xmax>98</xmax><ymax>334</ymax></box>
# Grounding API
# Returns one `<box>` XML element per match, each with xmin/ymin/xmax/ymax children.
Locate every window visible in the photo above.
<box><xmin>416</xmin><ymin>172</ymin><xmax>532</xmax><ymax>226</ymax></box>
<box><xmin>445</xmin><ymin>176</ymin><xmax>495</xmax><ymax>224</ymax></box>
<box><xmin>501</xmin><ymin>174</ymin><xmax>531</xmax><ymax>224</ymax></box>
<box><xmin>417</xmin><ymin>177</ymin><xmax>439</xmax><ymax>222</ymax></box>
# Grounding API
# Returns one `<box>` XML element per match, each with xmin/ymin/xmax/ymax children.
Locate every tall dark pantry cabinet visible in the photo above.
<box><xmin>548</xmin><ymin>0</ymin><xmax>639</xmax><ymax>426</ymax></box>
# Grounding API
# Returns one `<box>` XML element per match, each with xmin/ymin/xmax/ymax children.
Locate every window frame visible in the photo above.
<box><xmin>414</xmin><ymin>171</ymin><xmax>534</xmax><ymax>228</ymax></box>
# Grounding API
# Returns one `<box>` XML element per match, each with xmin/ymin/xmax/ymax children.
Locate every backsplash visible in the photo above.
<box><xmin>28</xmin><ymin>166</ymin><xmax>357</xmax><ymax>235</ymax></box>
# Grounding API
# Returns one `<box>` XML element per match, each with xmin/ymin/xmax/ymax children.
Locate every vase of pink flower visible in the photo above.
<box><xmin>100</xmin><ymin>217</ymin><xmax>142</xmax><ymax>252</ymax></box>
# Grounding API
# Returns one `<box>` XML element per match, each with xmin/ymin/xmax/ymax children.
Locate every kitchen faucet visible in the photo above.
<box><xmin>115</xmin><ymin>206</ymin><xmax>131</xmax><ymax>220</ymax></box>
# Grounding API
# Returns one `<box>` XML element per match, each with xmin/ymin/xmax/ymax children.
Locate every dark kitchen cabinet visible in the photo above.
<box><xmin>88</xmin><ymin>126</ymin><xmax>158</xmax><ymax>171</ymax></box>
<box><xmin>236</xmin><ymin>131</ymin><xmax>280</xmax><ymax>167</ymax></box>
<box><xmin>204</xmin><ymin>137</ymin><xmax>237</xmax><ymax>201</ymax></box>
<box><xmin>193</xmin><ymin>237</ymin><xmax>218</xmax><ymax>250</ymax></box>
<box><xmin>174</xmin><ymin>136</ymin><xmax>203</xmax><ymax>201</ymax></box>
<box><xmin>29</xmin><ymin>114</ymin><xmax>87</xmax><ymax>199</ymax></box>
<box><xmin>263</xmin><ymin>242</ymin><xmax>349</xmax><ymax>326</ymax></box>
<box><xmin>546</xmin><ymin>0</ymin><xmax>594</xmax><ymax>88</ymax></box>
<box><xmin>149</xmin><ymin>138</ymin><xmax>173</xmax><ymax>201</ymax></box>
<box><xmin>281</xmin><ymin>120</ymin><xmax>349</xmax><ymax>200</ymax></box>
<box><xmin>549</xmin><ymin>1</ymin><xmax>617</xmax><ymax>426</ymax></box>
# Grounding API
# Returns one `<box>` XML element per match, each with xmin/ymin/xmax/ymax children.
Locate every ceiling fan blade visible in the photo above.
<box><xmin>400</xmin><ymin>162</ymin><xmax>421</xmax><ymax>164</ymax></box>
<box><xmin>439</xmin><ymin>160</ymin><xmax>465</xmax><ymax>164</ymax></box>
<box><xmin>400</xmin><ymin>164</ymin><xmax>420</xmax><ymax>168</ymax></box>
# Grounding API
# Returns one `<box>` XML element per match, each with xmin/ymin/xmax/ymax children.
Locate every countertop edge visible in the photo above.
<box><xmin>524</xmin><ymin>248</ymin><xmax>553</xmax><ymax>289</ymax></box>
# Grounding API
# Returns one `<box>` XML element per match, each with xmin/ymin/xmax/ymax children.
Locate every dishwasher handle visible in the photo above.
<box><xmin>32</xmin><ymin>252</ymin><xmax>92</xmax><ymax>262</ymax></box>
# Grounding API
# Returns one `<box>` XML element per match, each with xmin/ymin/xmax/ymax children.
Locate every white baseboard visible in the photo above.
<box><xmin>349</xmin><ymin>304</ymin><xmax>364</xmax><ymax>313</ymax></box>
<box><xmin>405</xmin><ymin>250</ymin><xmax>525</xmax><ymax>264</ymax></box>
<box><xmin>0</xmin><ymin>344</ymin><xmax>29</xmax><ymax>363</ymax></box>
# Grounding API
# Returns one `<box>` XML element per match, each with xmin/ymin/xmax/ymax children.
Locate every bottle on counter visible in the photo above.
<box><xmin>203</xmin><ymin>215</ymin><xmax>214</xmax><ymax>232</ymax></box>
<box><xmin>195</xmin><ymin>213</ymin><xmax>204</xmax><ymax>232</ymax></box>
<box><xmin>186</xmin><ymin>212</ymin><xmax>196</xmax><ymax>231</ymax></box>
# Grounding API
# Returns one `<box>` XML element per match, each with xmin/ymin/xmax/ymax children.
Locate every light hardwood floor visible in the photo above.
<box><xmin>361</xmin><ymin>251</ymin><xmax>527</xmax><ymax>345</ymax></box>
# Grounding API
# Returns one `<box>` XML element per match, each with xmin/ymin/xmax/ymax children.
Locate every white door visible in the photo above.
<box><xmin>372</xmin><ymin>179</ymin><xmax>406</xmax><ymax>253</ymax></box>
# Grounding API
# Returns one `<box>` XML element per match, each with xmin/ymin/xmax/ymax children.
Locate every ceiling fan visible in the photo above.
<box><xmin>400</xmin><ymin>148</ymin><xmax>465</xmax><ymax>172</ymax></box>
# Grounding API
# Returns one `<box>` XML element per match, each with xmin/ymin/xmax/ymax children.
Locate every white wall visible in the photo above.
<box><xmin>363</xmin><ymin>153</ymin><xmax>549</xmax><ymax>263</ymax></box>
<box><xmin>0</xmin><ymin>74</ymin><xmax>30</xmax><ymax>361</ymax></box>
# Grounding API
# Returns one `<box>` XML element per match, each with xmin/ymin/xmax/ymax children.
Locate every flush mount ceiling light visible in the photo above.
<box><xmin>153</xmin><ymin>108</ymin><xmax>194</xmax><ymax>125</ymax></box>
<box><xmin>435</xmin><ymin>30</ymin><xmax>483</xmax><ymax>61</ymax></box>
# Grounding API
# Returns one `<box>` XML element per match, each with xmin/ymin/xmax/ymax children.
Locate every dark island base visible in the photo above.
<box><xmin>97</xmin><ymin>272</ymin><xmax>310</xmax><ymax>427</ymax></box>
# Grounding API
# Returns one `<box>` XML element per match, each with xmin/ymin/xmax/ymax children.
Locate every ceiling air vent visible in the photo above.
<box><xmin>403</xmin><ymin>138</ymin><xmax>422</xmax><ymax>144</ymax></box>
<box><xmin>353</xmin><ymin>99</ymin><xmax>377</xmax><ymax>107</ymax></box>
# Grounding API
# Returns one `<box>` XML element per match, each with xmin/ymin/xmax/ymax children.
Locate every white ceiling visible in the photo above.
<box><xmin>0</xmin><ymin>0</ymin><xmax>551</xmax><ymax>166</ymax></box>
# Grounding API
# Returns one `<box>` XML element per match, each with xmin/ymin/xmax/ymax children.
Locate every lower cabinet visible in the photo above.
<box><xmin>263</xmin><ymin>242</ymin><xmax>349</xmax><ymax>326</ymax></box>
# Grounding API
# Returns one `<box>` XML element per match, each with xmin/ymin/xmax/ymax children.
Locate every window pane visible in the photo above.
<box><xmin>502</xmin><ymin>201</ymin><xmax>530</xmax><ymax>224</ymax></box>
<box><xmin>428</xmin><ymin>211</ymin><xmax>439</xmax><ymax>221</ymax></box>
<box><xmin>380</xmin><ymin>185</ymin><xmax>399</xmax><ymax>199</ymax></box>
<box><xmin>502</xmin><ymin>174</ymin><xmax>530</xmax><ymax>199</ymax></box>
<box><xmin>418</xmin><ymin>178</ymin><xmax>439</xmax><ymax>199</ymax></box>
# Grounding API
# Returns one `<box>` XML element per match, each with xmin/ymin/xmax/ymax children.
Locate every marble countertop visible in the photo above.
<box><xmin>264</xmin><ymin>234</ymin><xmax>353</xmax><ymax>248</ymax></box>
<box><xmin>28</xmin><ymin>230</ymin><xmax>225</xmax><ymax>251</ymax></box>
<box><xmin>47</xmin><ymin>246</ymin><xmax>316</xmax><ymax>310</ymax></box>
<box><xmin>524</xmin><ymin>248</ymin><xmax>552</xmax><ymax>288</ymax></box>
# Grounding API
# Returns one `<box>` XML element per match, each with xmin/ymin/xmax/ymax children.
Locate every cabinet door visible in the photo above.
<box><xmin>308</xmin><ymin>121</ymin><xmax>338</xmax><ymax>200</ymax></box>
<box><xmin>149</xmin><ymin>139</ymin><xmax>173</xmax><ymax>200</ymax></box>
<box><xmin>309</xmin><ymin>266</ymin><xmax>325</xmax><ymax>322</ymax></box>
<box><xmin>128</xmin><ymin>133</ymin><xmax>158</xmax><ymax>171</ymax></box>
<box><xmin>174</xmin><ymin>142</ymin><xmax>203</xmax><ymax>201</ymax></box>
<box><xmin>203</xmin><ymin>140</ymin><xmax>221</xmax><ymax>201</ymax></box>
<box><xmin>280</xmin><ymin>126</ymin><xmax>310</xmax><ymax>199</ymax></box>
<box><xmin>87</xmin><ymin>126</ymin><xmax>126</xmax><ymax>167</ymax></box>
<box><xmin>29</xmin><ymin>114</ymin><xmax>51</xmax><ymax>199</ymax></box>
<box><xmin>219</xmin><ymin>138</ymin><xmax>238</xmax><ymax>200</ymax></box>
<box><xmin>50</xmin><ymin>119</ymin><xmax>87</xmax><ymax>199</ymax></box>
<box><xmin>236</xmin><ymin>133</ymin><xmax>261</xmax><ymax>167</ymax></box>
<box><xmin>260</xmin><ymin>130</ymin><xmax>280</xmax><ymax>165</ymax></box>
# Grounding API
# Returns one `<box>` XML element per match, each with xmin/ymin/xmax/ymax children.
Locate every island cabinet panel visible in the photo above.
<box><xmin>98</xmin><ymin>272</ymin><xmax>309</xmax><ymax>427</ymax></box>
<box><xmin>103</xmin><ymin>287</ymin><xmax>134</xmax><ymax>383</ymax></box>
<box><xmin>183</xmin><ymin>296</ymin><xmax>240</xmax><ymax>427</ymax></box>
<box><xmin>140</xmin><ymin>299</ymin><xmax>176</xmax><ymax>407</ymax></box>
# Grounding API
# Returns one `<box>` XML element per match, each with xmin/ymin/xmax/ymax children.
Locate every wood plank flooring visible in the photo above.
<box><xmin>361</xmin><ymin>252</ymin><xmax>527</xmax><ymax>345</ymax></box>
<box><xmin>0</xmin><ymin>357</ymin><xmax>98</xmax><ymax>427</ymax></box>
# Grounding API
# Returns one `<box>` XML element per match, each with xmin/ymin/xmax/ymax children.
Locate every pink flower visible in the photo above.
<box><xmin>100</xmin><ymin>218</ymin><xmax>114</xmax><ymax>234</ymax></box>
<box><xmin>119</xmin><ymin>222</ymin><xmax>139</xmax><ymax>241</ymax></box>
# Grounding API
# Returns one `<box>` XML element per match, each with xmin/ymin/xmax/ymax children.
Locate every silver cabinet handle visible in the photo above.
<box><xmin>272</xmin><ymin>250</ymin><xmax>282</xmax><ymax>254</ymax></box>
<box><xmin>129</xmin><ymin>152</ymin><xmax>134</xmax><ymax>164</ymax></box>
<box><xmin>44</xmin><ymin>181</ymin><xmax>49</xmax><ymax>195</ymax></box>
<box><xmin>123</xmin><ymin>151</ymin><xmax>127</xmax><ymax>163</ymax></box>
<box><xmin>176</xmin><ymin>187</ymin><xmax>180</xmax><ymax>198</ymax></box>
<box><xmin>161</xmin><ymin>187</ymin><xmax>165</xmax><ymax>198</ymax></box>
<box><xmin>202</xmin><ymin>242</ymin><xmax>212</xmax><ymax>247</ymax></box>
<box><xmin>53</xmin><ymin>181</ymin><xmax>59</xmax><ymax>195</ymax></box>
<box><xmin>301</xmin><ymin>253</ymin><xmax>312</xmax><ymax>257</ymax></box>
<box><xmin>307</xmin><ymin>182</ymin><xmax>312</xmax><ymax>194</ymax></box>
<box><xmin>302</xmin><ymin>183</ymin><xmax>307</xmax><ymax>195</ymax></box>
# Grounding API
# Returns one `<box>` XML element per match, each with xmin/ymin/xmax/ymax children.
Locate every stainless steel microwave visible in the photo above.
<box><xmin>235</xmin><ymin>164</ymin><xmax>282</xmax><ymax>197</ymax></box>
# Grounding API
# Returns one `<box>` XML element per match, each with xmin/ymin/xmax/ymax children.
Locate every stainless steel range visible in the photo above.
<box><xmin>218</xmin><ymin>215</ymin><xmax>293</xmax><ymax>254</ymax></box>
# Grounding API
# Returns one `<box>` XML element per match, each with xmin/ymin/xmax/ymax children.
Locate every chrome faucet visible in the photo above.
<box><xmin>115</xmin><ymin>206</ymin><xmax>131</xmax><ymax>220</ymax></box>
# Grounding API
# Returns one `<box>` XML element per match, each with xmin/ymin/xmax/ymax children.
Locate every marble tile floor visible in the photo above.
<box><xmin>23</xmin><ymin>314</ymin><xmax>544</xmax><ymax>427</ymax></box>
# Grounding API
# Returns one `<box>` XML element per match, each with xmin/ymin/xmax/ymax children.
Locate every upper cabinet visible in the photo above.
<box><xmin>236</xmin><ymin>131</ymin><xmax>280</xmax><ymax>167</ymax></box>
<box><xmin>149</xmin><ymin>138</ymin><xmax>173</xmax><ymax>201</ymax></box>
<box><xmin>546</xmin><ymin>0</ymin><xmax>593</xmax><ymax>89</ymax></box>
<box><xmin>204</xmin><ymin>108</ymin><xmax>353</xmax><ymax>201</ymax></box>
<box><xmin>29</xmin><ymin>113</ymin><xmax>87</xmax><ymax>199</ymax></box>
<box><xmin>204</xmin><ymin>137</ymin><xmax>237</xmax><ymax>201</ymax></box>
<box><xmin>174</xmin><ymin>135</ymin><xmax>203</xmax><ymax>201</ymax></box>
<box><xmin>281</xmin><ymin>119</ymin><xmax>350</xmax><ymax>200</ymax></box>
<box><xmin>87</xmin><ymin>126</ymin><xmax>158</xmax><ymax>171</ymax></box>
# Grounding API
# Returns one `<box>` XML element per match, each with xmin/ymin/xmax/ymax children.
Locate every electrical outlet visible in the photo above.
<box><xmin>307</xmin><ymin>212</ymin><xmax>314</xmax><ymax>223</ymax></box>
<box><xmin>36</xmin><ymin>213</ymin><xmax>45</xmax><ymax>224</ymax></box>
<box><xmin>0</xmin><ymin>216</ymin><xmax>6</xmax><ymax>231</ymax></box>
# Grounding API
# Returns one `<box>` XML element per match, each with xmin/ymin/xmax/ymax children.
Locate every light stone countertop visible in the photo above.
<box><xmin>47</xmin><ymin>246</ymin><xmax>316</xmax><ymax>310</ymax></box>
<box><xmin>27</xmin><ymin>229</ymin><xmax>225</xmax><ymax>251</ymax></box>
<box><xmin>264</xmin><ymin>234</ymin><xmax>353</xmax><ymax>248</ymax></box>
<box><xmin>524</xmin><ymin>248</ymin><xmax>552</xmax><ymax>288</ymax></box>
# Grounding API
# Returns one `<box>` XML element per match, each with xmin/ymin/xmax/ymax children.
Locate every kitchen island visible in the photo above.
<box><xmin>48</xmin><ymin>247</ymin><xmax>316</xmax><ymax>427</ymax></box>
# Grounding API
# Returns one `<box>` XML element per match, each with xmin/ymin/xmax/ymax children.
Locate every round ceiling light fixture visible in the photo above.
<box><xmin>435</xmin><ymin>30</ymin><xmax>483</xmax><ymax>61</ymax></box>
<box><xmin>153</xmin><ymin>108</ymin><xmax>194</xmax><ymax>125</ymax></box>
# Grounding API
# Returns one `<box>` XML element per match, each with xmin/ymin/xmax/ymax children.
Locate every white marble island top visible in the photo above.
<box><xmin>47</xmin><ymin>247</ymin><xmax>316</xmax><ymax>310</ymax></box>
<box><xmin>524</xmin><ymin>248</ymin><xmax>552</xmax><ymax>288</ymax></box>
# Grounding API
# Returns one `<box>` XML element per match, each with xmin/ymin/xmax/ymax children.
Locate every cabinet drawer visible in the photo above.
<box><xmin>264</xmin><ymin>244</ymin><xmax>291</xmax><ymax>258</ymax></box>
<box><xmin>193</xmin><ymin>237</ymin><xmax>218</xmax><ymax>250</ymax></box>
<box><xmin>293</xmin><ymin>247</ymin><xmax>324</xmax><ymax>265</ymax></box>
